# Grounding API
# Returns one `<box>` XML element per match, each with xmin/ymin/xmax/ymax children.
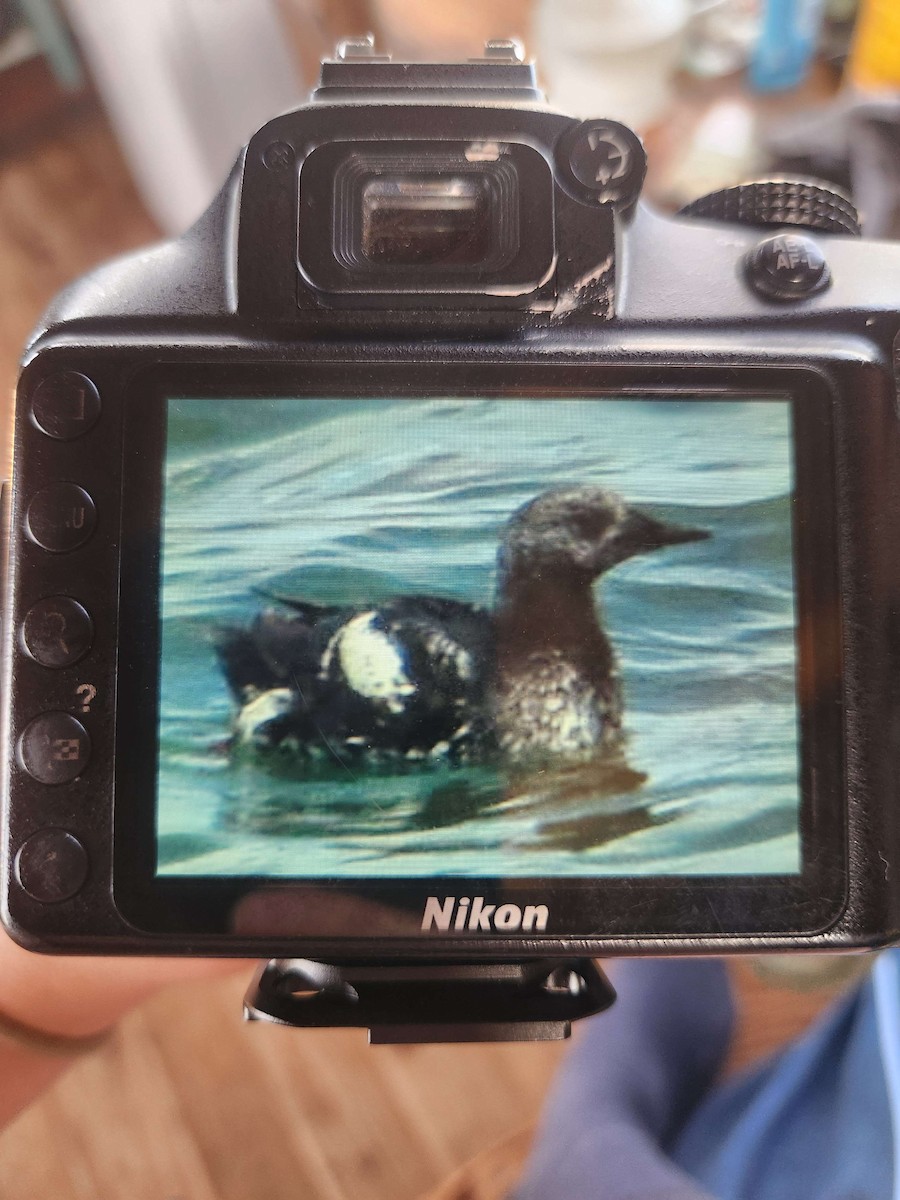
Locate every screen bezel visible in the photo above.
<box><xmin>113</xmin><ymin>361</ymin><xmax>845</xmax><ymax>946</ymax></box>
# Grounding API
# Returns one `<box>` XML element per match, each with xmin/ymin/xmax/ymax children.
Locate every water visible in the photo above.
<box><xmin>156</xmin><ymin>395</ymin><xmax>800</xmax><ymax>879</ymax></box>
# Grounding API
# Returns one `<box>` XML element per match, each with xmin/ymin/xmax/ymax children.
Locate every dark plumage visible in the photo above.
<box><xmin>218</xmin><ymin>595</ymin><xmax>494</xmax><ymax>763</ymax></box>
<box><xmin>215</xmin><ymin>486</ymin><xmax>708</xmax><ymax>765</ymax></box>
<box><xmin>492</xmin><ymin>488</ymin><xmax>708</xmax><ymax>760</ymax></box>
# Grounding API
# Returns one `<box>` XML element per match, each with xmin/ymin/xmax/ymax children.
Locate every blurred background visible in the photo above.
<box><xmin>3</xmin><ymin>0</ymin><xmax>900</xmax><ymax>459</ymax></box>
<box><xmin>0</xmin><ymin>2</ymin><xmax>898</xmax><ymax>1197</ymax></box>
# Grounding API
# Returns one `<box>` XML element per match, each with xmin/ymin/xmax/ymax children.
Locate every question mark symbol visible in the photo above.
<box><xmin>76</xmin><ymin>683</ymin><xmax>97</xmax><ymax>713</ymax></box>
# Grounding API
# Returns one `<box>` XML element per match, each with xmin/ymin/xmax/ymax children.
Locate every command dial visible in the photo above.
<box><xmin>677</xmin><ymin>179</ymin><xmax>860</xmax><ymax>236</ymax></box>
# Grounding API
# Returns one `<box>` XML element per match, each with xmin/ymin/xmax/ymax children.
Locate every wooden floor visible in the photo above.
<box><xmin>0</xmin><ymin>13</ymin><xmax>853</xmax><ymax>1199</ymax></box>
<box><xmin>0</xmin><ymin>972</ymin><xmax>568</xmax><ymax>1200</ymax></box>
<box><xmin>0</xmin><ymin>112</ymin><xmax>157</xmax><ymax>469</ymax></box>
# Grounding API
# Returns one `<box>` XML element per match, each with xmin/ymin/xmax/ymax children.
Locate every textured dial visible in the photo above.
<box><xmin>677</xmin><ymin>179</ymin><xmax>861</xmax><ymax>236</ymax></box>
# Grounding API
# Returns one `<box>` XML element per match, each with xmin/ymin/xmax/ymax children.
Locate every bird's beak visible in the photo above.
<box><xmin>615</xmin><ymin>507</ymin><xmax>711</xmax><ymax>560</ymax></box>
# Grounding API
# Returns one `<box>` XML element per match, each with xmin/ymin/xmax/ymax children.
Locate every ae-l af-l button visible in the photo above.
<box><xmin>25</xmin><ymin>483</ymin><xmax>96</xmax><ymax>552</ymax></box>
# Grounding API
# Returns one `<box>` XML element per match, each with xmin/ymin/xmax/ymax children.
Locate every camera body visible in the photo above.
<box><xmin>5</xmin><ymin>46</ymin><xmax>900</xmax><ymax>963</ymax></box>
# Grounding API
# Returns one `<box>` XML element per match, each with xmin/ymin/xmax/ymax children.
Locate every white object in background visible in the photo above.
<box><xmin>61</xmin><ymin>0</ymin><xmax>303</xmax><ymax>235</ymax></box>
<box><xmin>531</xmin><ymin>0</ymin><xmax>691</xmax><ymax>131</ymax></box>
<box><xmin>659</xmin><ymin>98</ymin><xmax>762</xmax><ymax>208</ymax></box>
<box><xmin>683</xmin><ymin>0</ymin><xmax>762</xmax><ymax>79</ymax></box>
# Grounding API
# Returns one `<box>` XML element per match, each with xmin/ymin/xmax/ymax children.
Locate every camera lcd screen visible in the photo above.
<box><xmin>154</xmin><ymin>394</ymin><xmax>802</xmax><ymax>884</ymax></box>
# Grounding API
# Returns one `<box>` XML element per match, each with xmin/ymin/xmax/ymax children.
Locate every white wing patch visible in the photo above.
<box><xmin>422</xmin><ymin>627</ymin><xmax>473</xmax><ymax>682</ymax></box>
<box><xmin>330</xmin><ymin>612</ymin><xmax>415</xmax><ymax>714</ymax></box>
<box><xmin>235</xmin><ymin>687</ymin><xmax>295</xmax><ymax>745</ymax></box>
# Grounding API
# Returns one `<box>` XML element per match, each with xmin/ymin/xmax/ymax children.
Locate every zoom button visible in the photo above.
<box><xmin>25</xmin><ymin>483</ymin><xmax>96</xmax><ymax>552</ymax></box>
<box><xmin>18</xmin><ymin>712</ymin><xmax>91</xmax><ymax>784</ymax></box>
<box><xmin>15</xmin><ymin>829</ymin><xmax>89</xmax><ymax>903</ymax></box>
<box><xmin>22</xmin><ymin>597</ymin><xmax>94</xmax><ymax>668</ymax></box>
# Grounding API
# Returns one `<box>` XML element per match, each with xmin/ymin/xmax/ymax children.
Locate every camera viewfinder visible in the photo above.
<box><xmin>359</xmin><ymin>174</ymin><xmax>493</xmax><ymax>267</ymax></box>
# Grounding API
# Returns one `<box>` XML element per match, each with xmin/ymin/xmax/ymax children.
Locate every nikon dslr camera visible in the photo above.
<box><xmin>4</xmin><ymin>44</ymin><xmax>900</xmax><ymax>1017</ymax></box>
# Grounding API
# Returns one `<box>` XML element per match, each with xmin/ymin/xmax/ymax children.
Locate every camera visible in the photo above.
<box><xmin>4</xmin><ymin>41</ymin><xmax>900</xmax><ymax>1034</ymax></box>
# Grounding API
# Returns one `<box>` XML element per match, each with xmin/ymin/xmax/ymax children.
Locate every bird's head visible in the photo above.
<box><xmin>498</xmin><ymin>486</ymin><xmax>709</xmax><ymax>585</ymax></box>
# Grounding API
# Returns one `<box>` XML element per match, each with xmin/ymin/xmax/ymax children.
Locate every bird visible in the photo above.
<box><xmin>214</xmin><ymin>486</ymin><xmax>709</xmax><ymax>767</ymax></box>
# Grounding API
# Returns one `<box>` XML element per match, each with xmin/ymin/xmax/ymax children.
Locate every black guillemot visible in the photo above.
<box><xmin>214</xmin><ymin>486</ymin><xmax>708</xmax><ymax>766</ymax></box>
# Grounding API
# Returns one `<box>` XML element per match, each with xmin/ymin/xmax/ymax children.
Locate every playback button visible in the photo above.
<box><xmin>30</xmin><ymin>372</ymin><xmax>100</xmax><ymax>440</ymax></box>
<box><xmin>18</xmin><ymin>712</ymin><xmax>91</xmax><ymax>784</ymax></box>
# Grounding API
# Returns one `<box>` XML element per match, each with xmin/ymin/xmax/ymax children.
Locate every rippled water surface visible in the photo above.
<box><xmin>156</xmin><ymin>396</ymin><xmax>799</xmax><ymax>878</ymax></box>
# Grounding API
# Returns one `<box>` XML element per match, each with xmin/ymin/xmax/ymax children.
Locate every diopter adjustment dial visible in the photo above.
<box><xmin>677</xmin><ymin>179</ymin><xmax>861</xmax><ymax>236</ymax></box>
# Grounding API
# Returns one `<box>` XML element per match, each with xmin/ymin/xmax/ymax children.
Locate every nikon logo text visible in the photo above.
<box><xmin>421</xmin><ymin>896</ymin><xmax>549</xmax><ymax>933</ymax></box>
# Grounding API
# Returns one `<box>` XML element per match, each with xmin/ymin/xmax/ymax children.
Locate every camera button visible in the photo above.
<box><xmin>18</xmin><ymin>712</ymin><xmax>91</xmax><ymax>784</ymax></box>
<box><xmin>22</xmin><ymin>597</ymin><xmax>94</xmax><ymax>668</ymax></box>
<box><xmin>30</xmin><ymin>372</ymin><xmax>100</xmax><ymax>440</ymax></box>
<box><xmin>745</xmin><ymin>234</ymin><xmax>830</xmax><ymax>301</ymax></box>
<box><xmin>558</xmin><ymin>119</ymin><xmax>647</xmax><ymax>209</ymax></box>
<box><xmin>25</xmin><ymin>483</ymin><xmax>96</xmax><ymax>552</ymax></box>
<box><xmin>15</xmin><ymin>829</ymin><xmax>89</xmax><ymax>903</ymax></box>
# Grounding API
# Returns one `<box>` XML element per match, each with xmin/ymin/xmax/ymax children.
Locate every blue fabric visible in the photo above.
<box><xmin>512</xmin><ymin>955</ymin><xmax>896</xmax><ymax>1200</ymax></box>
<box><xmin>513</xmin><ymin>959</ymin><xmax>732</xmax><ymax>1199</ymax></box>
<box><xmin>672</xmin><ymin>959</ymin><xmax>893</xmax><ymax>1200</ymax></box>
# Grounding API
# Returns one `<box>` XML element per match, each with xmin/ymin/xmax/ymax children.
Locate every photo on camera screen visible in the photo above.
<box><xmin>155</xmin><ymin>396</ymin><xmax>799</xmax><ymax>880</ymax></box>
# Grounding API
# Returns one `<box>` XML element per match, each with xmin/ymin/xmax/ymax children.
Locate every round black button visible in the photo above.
<box><xmin>30</xmin><ymin>372</ymin><xmax>101</xmax><ymax>440</ymax></box>
<box><xmin>25</xmin><ymin>483</ymin><xmax>96</xmax><ymax>553</ymax></box>
<box><xmin>558</xmin><ymin>119</ymin><xmax>647</xmax><ymax>209</ymax></box>
<box><xmin>15</xmin><ymin>829</ymin><xmax>88</xmax><ymax>903</ymax></box>
<box><xmin>18</xmin><ymin>712</ymin><xmax>91</xmax><ymax>784</ymax></box>
<box><xmin>22</xmin><ymin>597</ymin><xmax>94</xmax><ymax>668</ymax></box>
<box><xmin>745</xmin><ymin>233</ymin><xmax>830</xmax><ymax>301</ymax></box>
